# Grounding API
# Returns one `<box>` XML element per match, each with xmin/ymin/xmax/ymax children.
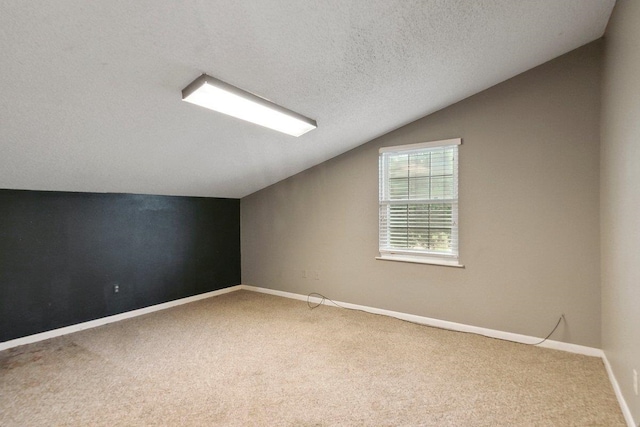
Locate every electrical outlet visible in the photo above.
<box><xmin>113</xmin><ymin>284</ymin><xmax>120</xmax><ymax>294</ymax></box>
<box><xmin>634</xmin><ymin>369</ymin><xmax>638</xmax><ymax>395</ymax></box>
<box><xmin>314</xmin><ymin>271</ymin><xmax>319</xmax><ymax>280</ymax></box>
<box><xmin>302</xmin><ymin>270</ymin><xmax>307</xmax><ymax>278</ymax></box>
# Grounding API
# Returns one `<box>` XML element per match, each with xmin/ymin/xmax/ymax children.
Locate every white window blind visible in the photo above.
<box><xmin>378</xmin><ymin>138</ymin><xmax>460</xmax><ymax>265</ymax></box>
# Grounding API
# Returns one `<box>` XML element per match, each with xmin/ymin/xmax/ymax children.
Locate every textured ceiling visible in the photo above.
<box><xmin>0</xmin><ymin>0</ymin><xmax>615</xmax><ymax>198</ymax></box>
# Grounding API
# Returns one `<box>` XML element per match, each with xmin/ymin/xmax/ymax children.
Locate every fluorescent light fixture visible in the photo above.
<box><xmin>182</xmin><ymin>74</ymin><xmax>317</xmax><ymax>137</ymax></box>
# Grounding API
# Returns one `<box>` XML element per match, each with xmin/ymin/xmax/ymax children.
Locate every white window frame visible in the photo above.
<box><xmin>376</xmin><ymin>138</ymin><xmax>463</xmax><ymax>267</ymax></box>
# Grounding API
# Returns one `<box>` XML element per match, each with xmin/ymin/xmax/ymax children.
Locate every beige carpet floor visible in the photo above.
<box><xmin>0</xmin><ymin>290</ymin><xmax>625</xmax><ymax>426</ymax></box>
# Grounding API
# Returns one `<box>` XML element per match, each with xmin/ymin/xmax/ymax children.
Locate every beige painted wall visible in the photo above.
<box><xmin>601</xmin><ymin>0</ymin><xmax>640</xmax><ymax>421</ymax></box>
<box><xmin>242</xmin><ymin>42</ymin><xmax>602</xmax><ymax>348</ymax></box>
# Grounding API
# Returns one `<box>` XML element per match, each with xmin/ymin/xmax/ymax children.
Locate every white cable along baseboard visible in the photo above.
<box><xmin>0</xmin><ymin>283</ymin><xmax>604</xmax><ymax>356</ymax></box>
<box><xmin>241</xmin><ymin>285</ymin><xmax>603</xmax><ymax>357</ymax></box>
<box><xmin>241</xmin><ymin>285</ymin><xmax>634</xmax><ymax>427</ymax></box>
<box><xmin>0</xmin><ymin>283</ymin><xmax>634</xmax><ymax>426</ymax></box>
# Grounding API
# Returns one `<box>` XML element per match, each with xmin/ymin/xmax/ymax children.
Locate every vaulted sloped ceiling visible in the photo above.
<box><xmin>0</xmin><ymin>1</ymin><xmax>615</xmax><ymax>198</ymax></box>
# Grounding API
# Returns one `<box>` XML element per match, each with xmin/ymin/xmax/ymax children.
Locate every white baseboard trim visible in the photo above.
<box><xmin>1</xmin><ymin>283</ymin><xmax>632</xmax><ymax>424</ymax></box>
<box><xmin>3</xmin><ymin>283</ymin><xmax>602</xmax><ymax>359</ymax></box>
<box><xmin>0</xmin><ymin>285</ymin><xmax>243</xmax><ymax>352</ymax></box>
<box><xmin>241</xmin><ymin>285</ymin><xmax>603</xmax><ymax>357</ymax></box>
<box><xmin>603</xmin><ymin>353</ymin><xmax>636</xmax><ymax>427</ymax></box>
<box><xmin>243</xmin><ymin>285</ymin><xmax>640</xmax><ymax>423</ymax></box>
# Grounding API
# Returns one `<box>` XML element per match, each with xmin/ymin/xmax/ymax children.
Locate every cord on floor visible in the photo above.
<box><xmin>307</xmin><ymin>292</ymin><xmax>565</xmax><ymax>347</ymax></box>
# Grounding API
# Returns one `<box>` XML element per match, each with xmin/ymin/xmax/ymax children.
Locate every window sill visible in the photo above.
<box><xmin>376</xmin><ymin>254</ymin><xmax>464</xmax><ymax>268</ymax></box>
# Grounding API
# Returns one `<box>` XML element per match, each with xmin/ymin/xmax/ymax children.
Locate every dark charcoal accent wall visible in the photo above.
<box><xmin>0</xmin><ymin>189</ymin><xmax>241</xmax><ymax>342</ymax></box>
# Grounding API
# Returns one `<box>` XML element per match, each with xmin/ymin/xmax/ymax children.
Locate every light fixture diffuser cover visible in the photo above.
<box><xmin>182</xmin><ymin>74</ymin><xmax>317</xmax><ymax>137</ymax></box>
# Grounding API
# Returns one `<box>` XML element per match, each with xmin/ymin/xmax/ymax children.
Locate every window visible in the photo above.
<box><xmin>377</xmin><ymin>138</ymin><xmax>462</xmax><ymax>267</ymax></box>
